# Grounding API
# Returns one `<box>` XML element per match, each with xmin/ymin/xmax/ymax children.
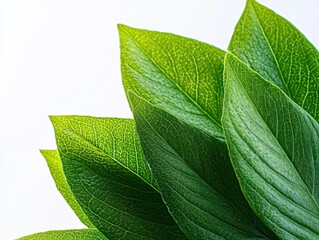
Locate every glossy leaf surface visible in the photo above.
<box><xmin>129</xmin><ymin>92</ymin><xmax>275</xmax><ymax>240</ymax></box>
<box><xmin>229</xmin><ymin>0</ymin><xmax>319</xmax><ymax>121</ymax></box>
<box><xmin>51</xmin><ymin>116</ymin><xmax>185</xmax><ymax>240</ymax></box>
<box><xmin>119</xmin><ymin>24</ymin><xmax>225</xmax><ymax>139</ymax></box>
<box><xmin>222</xmin><ymin>53</ymin><xmax>319</xmax><ymax>239</ymax></box>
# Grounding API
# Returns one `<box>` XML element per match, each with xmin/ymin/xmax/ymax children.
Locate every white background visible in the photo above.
<box><xmin>0</xmin><ymin>1</ymin><xmax>318</xmax><ymax>239</ymax></box>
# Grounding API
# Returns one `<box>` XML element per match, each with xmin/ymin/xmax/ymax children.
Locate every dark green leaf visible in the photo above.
<box><xmin>17</xmin><ymin>229</ymin><xmax>106</xmax><ymax>240</ymax></box>
<box><xmin>119</xmin><ymin>24</ymin><xmax>225</xmax><ymax>139</ymax></box>
<box><xmin>229</xmin><ymin>0</ymin><xmax>319</xmax><ymax>121</ymax></box>
<box><xmin>41</xmin><ymin>150</ymin><xmax>94</xmax><ymax>228</ymax></box>
<box><xmin>222</xmin><ymin>53</ymin><xmax>319</xmax><ymax>239</ymax></box>
<box><xmin>129</xmin><ymin>91</ymin><xmax>275</xmax><ymax>240</ymax></box>
<box><xmin>51</xmin><ymin>116</ymin><xmax>185</xmax><ymax>240</ymax></box>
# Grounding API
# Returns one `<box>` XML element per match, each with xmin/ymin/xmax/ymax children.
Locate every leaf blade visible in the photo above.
<box><xmin>128</xmin><ymin>92</ymin><xmax>275</xmax><ymax>240</ymax></box>
<box><xmin>229</xmin><ymin>0</ymin><xmax>319</xmax><ymax>121</ymax></box>
<box><xmin>222</xmin><ymin>53</ymin><xmax>319</xmax><ymax>239</ymax></box>
<box><xmin>40</xmin><ymin>150</ymin><xmax>94</xmax><ymax>228</ymax></box>
<box><xmin>51</xmin><ymin>116</ymin><xmax>185</xmax><ymax>240</ymax></box>
<box><xmin>17</xmin><ymin>229</ymin><xmax>107</xmax><ymax>240</ymax></box>
<box><xmin>119</xmin><ymin>24</ymin><xmax>225</xmax><ymax>139</ymax></box>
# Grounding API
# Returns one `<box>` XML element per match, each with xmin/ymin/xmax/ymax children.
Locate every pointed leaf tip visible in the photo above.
<box><xmin>117</xmin><ymin>23</ymin><xmax>129</xmax><ymax>32</ymax></box>
<box><xmin>229</xmin><ymin>0</ymin><xmax>319</xmax><ymax>121</ymax></box>
<box><xmin>120</xmin><ymin>25</ymin><xmax>226</xmax><ymax>138</ymax></box>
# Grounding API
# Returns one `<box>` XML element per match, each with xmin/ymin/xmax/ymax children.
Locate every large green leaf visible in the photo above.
<box><xmin>229</xmin><ymin>0</ymin><xmax>319</xmax><ymax>121</ymax></box>
<box><xmin>128</xmin><ymin>92</ymin><xmax>276</xmax><ymax>240</ymax></box>
<box><xmin>18</xmin><ymin>229</ymin><xmax>106</xmax><ymax>240</ymax></box>
<box><xmin>40</xmin><ymin>150</ymin><xmax>94</xmax><ymax>228</ymax></box>
<box><xmin>222</xmin><ymin>53</ymin><xmax>319</xmax><ymax>239</ymax></box>
<box><xmin>119</xmin><ymin>24</ymin><xmax>225</xmax><ymax>139</ymax></box>
<box><xmin>50</xmin><ymin>116</ymin><xmax>185</xmax><ymax>240</ymax></box>
<box><xmin>119</xmin><ymin>24</ymin><xmax>275</xmax><ymax>239</ymax></box>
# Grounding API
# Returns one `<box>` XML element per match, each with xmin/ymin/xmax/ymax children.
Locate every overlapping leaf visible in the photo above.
<box><xmin>229</xmin><ymin>0</ymin><xmax>319</xmax><ymax>121</ymax></box>
<box><xmin>129</xmin><ymin>92</ymin><xmax>276</xmax><ymax>239</ymax></box>
<box><xmin>51</xmin><ymin>116</ymin><xmax>185</xmax><ymax>240</ymax></box>
<box><xmin>222</xmin><ymin>53</ymin><xmax>319</xmax><ymax>239</ymax></box>
<box><xmin>120</xmin><ymin>24</ymin><xmax>276</xmax><ymax>239</ymax></box>
<box><xmin>41</xmin><ymin>150</ymin><xmax>94</xmax><ymax>228</ymax></box>
<box><xmin>119</xmin><ymin>24</ymin><xmax>225</xmax><ymax>139</ymax></box>
<box><xmin>18</xmin><ymin>229</ymin><xmax>106</xmax><ymax>240</ymax></box>
<box><xmin>20</xmin><ymin>1</ymin><xmax>319</xmax><ymax>239</ymax></box>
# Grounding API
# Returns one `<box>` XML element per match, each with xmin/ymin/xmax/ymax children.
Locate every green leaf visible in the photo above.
<box><xmin>50</xmin><ymin>116</ymin><xmax>186</xmax><ymax>240</ymax></box>
<box><xmin>222</xmin><ymin>53</ymin><xmax>319</xmax><ymax>239</ymax></box>
<box><xmin>119</xmin><ymin>23</ymin><xmax>276</xmax><ymax>239</ymax></box>
<box><xmin>229</xmin><ymin>0</ymin><xmax>319</xmax><ymax>121</ymax></box>
<box><xmin>40</xmin><ymin>150</ymin><xmax>94</xmax><ymax>228</ymax></box>
<box><xmin>119</xmin><ymin>24</ymin><xmax>225</xmax><ymax>140</ymax></box>
<box><xmin>128</xmin><ymin>91</ymin><xmax>276</xmax><ymax>240</ymax></box>
<box><xmin>17</xmin><ymin>229</ymin><xmax>106</xmax><ymax>240</ymax></box>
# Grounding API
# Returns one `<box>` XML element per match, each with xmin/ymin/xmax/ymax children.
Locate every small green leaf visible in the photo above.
<box><xmin>119</xmin><ymin>24</ymin><xmax>225</xmax><ymax>139</ymax></box>
<box><xmin>50</xmin><ymin>116</ymin><xmax>186</xmax><ymax>240</ymax></box>
<box><xmin>222</xmin><ymin>53</ymin><xmax>319</xmax><ymax>239</ymax></box>
<box><xmin>40</xmin><ymin>150</ymin><xmax>94</xmax><ymax>228</ymax></box>
<box><xmin>128</xmin><ymin>91</ymin><xmax>275</xmax><ymax>240</ymax></box>
<box><xmin>17</xmin><ymin>229</ymin><xmax>106</xmax><ymax>240</ymax></box>
<box><xmin>229</xmin><ymin>0</ymin><xmax>319</xmax><ymax>121</ymax></box>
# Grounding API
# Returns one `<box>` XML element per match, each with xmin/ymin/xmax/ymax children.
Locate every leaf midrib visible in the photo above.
<box><xmin>248</xmin><ymin>0</ymin><xmax>290</xmax><ymax>96</ymax></box>
<box><xmin>121</xmin><ymin>27</ymin><xmax>223</xmax><ymax>132</ymax></box>
<box><xmin>229</xmin><ymin>105</ymin><xmax>319</xmax><ymax>221</ymax></box>
<box><xmin>70</xmin><ymin>160</ymin><xmax>178</xmax><ymax>231</ymax></box>
<box><xmin>55</xmin><ymin>122</ymin><xmax>160</xmax><ymax>194</ymax></box>
<box><xmin>75</xmin><ymin>175</ymin><xmax>156</xmax><ymax>240</ymax></box>
<box><xmin>232</xmin><ymin>148</ymin><xmax>316</xmax><ymax>238</ymax></box>
<box><xmin>133</xmin><ymin>93</ymin><xmax>270</xmax><ymax>239</ymax></box>
<box><xmin>153</xmin><ymin>142</ymin><xmax>269</xmax><ymax>239</ymax></box>
<box><xmin>227</xmin><ymin>55</ymin><xmax>319</xmax><ymax>212</ymax></box>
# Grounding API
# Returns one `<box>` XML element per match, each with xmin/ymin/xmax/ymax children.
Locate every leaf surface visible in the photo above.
<box><xmin>18</xmin><ymin>229</ymin><xmax>106</xmax><ymax>240</ymax></box>
<box><xmin>222</xmin><ymin>53</ymin><xmax>319</xmax><ymax>239</ymax></box>
<box><xmin>119</xmin><ymin>24</ymin><xmax>225</xmax><ymax>139</ymax></box>
<box><xmin>41</xmin><ymin>150</ymin><xmax>94</xmax><ymax>228</ymax></box>
<box><xmin>51</xmin><ymin>116</ymin><xmax>185</xmax><ymax>240</ymax></box>
<box><xmin>129</xmin><ymin>92</ymin><xmax>276</xmax><ymax>240</ymax></box>
<box><xmin>229</xmin><ymin>0</ymin><xmax>319</xmax><ymax>121</ymax></box>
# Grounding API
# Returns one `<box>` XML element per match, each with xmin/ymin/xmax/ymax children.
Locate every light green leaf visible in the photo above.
<box><xmin>40</xmin><ymin>150</ymin><xmax>94</xmax><ymax>228</ymax></box>
<box><xmin>119</xmin><ymin>24</ymin><xmax>225</xmax><ymax>140</ymax></box>
<box><xmin>17</xmin><ymin>229</ymin><xmax>106</xmax><ymax>240</ymax></box>
<box><xmin>229</xmin><ymin>0</ymin><xmax>319</xmax><ymax>121</ymax></box>
<box><xmin>222</xmin><ymin>53</ymin><xmax>319</xmax><ymax>239</ymax></box>
<box><xmin>128</xmin><ymin>91</ymin><xmax>276</xmax><ymax>240</ymax></box>
<box><xmin>50</xmin><ymin>116</ymin><xmax>186</xmax><ymax>240</ymax></box>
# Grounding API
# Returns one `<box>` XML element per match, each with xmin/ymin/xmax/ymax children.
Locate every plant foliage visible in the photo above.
<box><xmin>20</xmin><ymin>0</ymin><xmax>319</xmax><ymax>239</ymax></box>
